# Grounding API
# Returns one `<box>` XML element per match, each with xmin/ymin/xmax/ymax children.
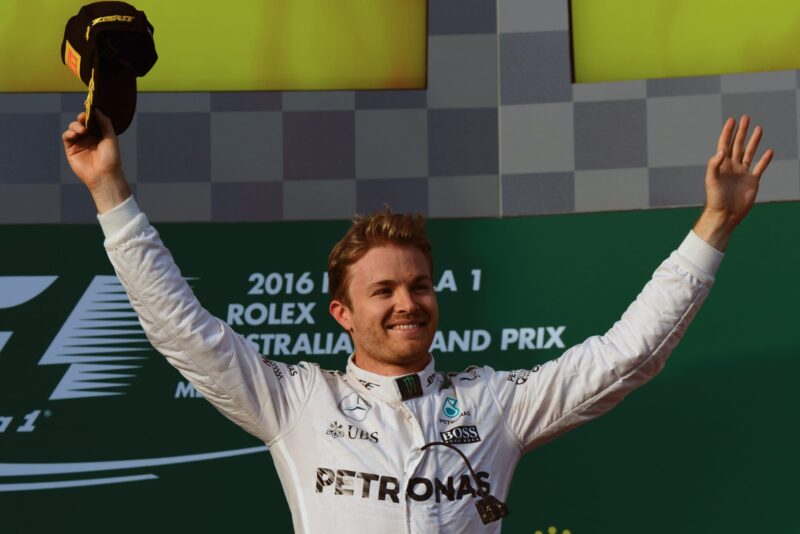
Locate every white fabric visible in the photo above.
<box><xmin>100</xmin><ymin>200</ymin><xmax>718</xmax><ymax>533</ymax></box>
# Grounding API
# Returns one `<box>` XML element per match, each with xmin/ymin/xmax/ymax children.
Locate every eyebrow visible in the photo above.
<box><xmin>367</xmin><ymin>275</ymin><xmax>431</xmax><ymax>289</ymax></box>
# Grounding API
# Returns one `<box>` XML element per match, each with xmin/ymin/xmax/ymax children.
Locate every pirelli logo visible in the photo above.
<box><xmin>87</xmin><ymin>15</ymin><xmax>135</xmax><ymax>39</ymax></box>
<box><xmin>64</xmin><ymin>41</ymin><xmax>81</xmax><ymax>78</ymax></box>
<box><xmin>92</xmin><ymin>15</ymin><xmax>135</xmax><ymax>25</ymax></box>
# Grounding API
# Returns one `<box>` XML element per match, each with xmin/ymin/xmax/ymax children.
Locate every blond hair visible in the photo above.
<box><xmin>327</xmin><ymin>207</ymin><xmax>433</xmax><ymax>306</ymax></box>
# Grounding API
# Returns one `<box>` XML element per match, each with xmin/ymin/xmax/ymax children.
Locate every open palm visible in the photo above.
<box><xmin>705</xmin><ymin>115</ymin><xmax>773</xmax><ymax>228</ymax></box>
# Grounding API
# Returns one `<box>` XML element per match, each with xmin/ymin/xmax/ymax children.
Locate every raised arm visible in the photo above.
<box><xmin>61</xmin><ymin>111</ymin><xmax>316</xmax><ymax>443</ymax></box>
<box><xmin>486</xmin><ymin>116</ymin><xmax>773</xmax><ymax>451</ymax></box>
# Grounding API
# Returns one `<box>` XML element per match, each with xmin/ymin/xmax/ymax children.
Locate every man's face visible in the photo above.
<box><xmin>329</xmin><ymin>244</ymin><xmax>439</xmax><ymax>374</ymax></box>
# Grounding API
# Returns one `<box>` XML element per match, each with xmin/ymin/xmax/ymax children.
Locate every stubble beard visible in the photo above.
<box><xmin>355</xmin><ymin>325</ymin><xmax>433</xmax><ymax>371</ymax></box>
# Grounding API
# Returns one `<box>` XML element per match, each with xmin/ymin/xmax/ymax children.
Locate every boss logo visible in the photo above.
<box><xmin>440</xmin><ymin>425</ymin><xmax>481</xmax><ymax>444</ymax></box>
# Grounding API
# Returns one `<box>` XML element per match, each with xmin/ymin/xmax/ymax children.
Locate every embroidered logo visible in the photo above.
<box><xmin>339</xmin><ymin>392</ymin><xmax>371</xmax><ymax>422</ymax></box>
<box><xmin>442</xmin><ymin>396</ymin><xmax>460</xmax><ymax>419</ymax></box>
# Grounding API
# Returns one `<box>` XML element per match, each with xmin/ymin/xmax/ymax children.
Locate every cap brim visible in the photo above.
<box><xmin>85</xmin><ymin>61</ymin><xmax>137</xmax><ymax>138</ymax></box>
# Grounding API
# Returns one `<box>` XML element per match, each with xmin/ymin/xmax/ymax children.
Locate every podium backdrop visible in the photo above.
<box><xmin>1</xmin><ymin>202</ymin><xmax>798</xmax><ymax>533</ymax></box>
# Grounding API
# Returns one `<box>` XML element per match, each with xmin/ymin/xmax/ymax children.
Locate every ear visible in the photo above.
<box><xmin>329</xmin><ymin>299</ymin><xmax>353</xmax><ymax>332</ymax></box>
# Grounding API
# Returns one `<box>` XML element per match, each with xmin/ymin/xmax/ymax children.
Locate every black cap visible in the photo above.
<box><xmin>61</xmin><ymin>2</ymin><xmax>157</xmax><ymax>137</ymax></box>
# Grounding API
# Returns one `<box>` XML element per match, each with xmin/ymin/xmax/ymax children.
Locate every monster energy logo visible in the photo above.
<box><xmin>395</xmin><ymin>374</ymin><xmax>423</xmax><ymax>401</ymax></box>
<box><xmin>402</xmin><ymin>376</ymin><xmax>416</xmax><ymax>392</ymax></box>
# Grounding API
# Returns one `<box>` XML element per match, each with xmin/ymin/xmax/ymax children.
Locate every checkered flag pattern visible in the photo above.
<box><xmin>0</xmin><ymin>0</ymin><xmax>798</xmax><ymax>223</ymax></box>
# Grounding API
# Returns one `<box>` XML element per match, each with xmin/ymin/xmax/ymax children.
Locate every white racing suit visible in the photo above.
<box><xmin>99</xmin><ymin>197</ymin><xmax>723</xmax><ymax>534</ymax></box>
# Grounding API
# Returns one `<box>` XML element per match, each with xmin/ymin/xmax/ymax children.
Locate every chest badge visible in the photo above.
<box><xmin>442</xmin><ymin>396</ymin><xmax>461</xmax><ymax>419</ymax></box>
<box><xmin>339</xmin><ymin>392</ymin><xmax>371</xmax><ymax>421</ymax></box>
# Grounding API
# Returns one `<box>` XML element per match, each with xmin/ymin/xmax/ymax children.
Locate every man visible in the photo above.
<box><xmin>63</xmin><ymin>110</ymin><xmax>772</xmax><ymax>533</ymax></box>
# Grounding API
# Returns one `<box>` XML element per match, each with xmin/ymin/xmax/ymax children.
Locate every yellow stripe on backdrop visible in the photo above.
<box><xmin>0</xmin><ymin>0</ymin><xmax>427</xmax><ymax>92</ymax></box>
<box><xmin>571</xmin><ymin>0</ymin><xmax>800</xmax><ymax>83</ymax></box>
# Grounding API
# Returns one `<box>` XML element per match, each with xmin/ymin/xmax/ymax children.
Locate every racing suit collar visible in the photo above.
<box><xmin>345</xmin><ymin>353</ymin><xmax>439</xmax><ymax>403</ymax></box>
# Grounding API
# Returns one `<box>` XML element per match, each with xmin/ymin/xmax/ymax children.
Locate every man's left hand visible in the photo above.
<box><xmin>694</xmin><ymin>115</ymin><xmax>773</xmax><ymax>251</ymax></box>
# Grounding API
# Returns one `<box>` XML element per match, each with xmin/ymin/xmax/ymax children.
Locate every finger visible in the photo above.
<box><xmin>742</xmin><ymin>126</ymin><xmax>762</xmax><ymax>167</ymax></box>
<box><xmin>752</xmin><ymin>149</ymin><xmax>774</xmax><ymax>180</ymax></box>
<box><xmin>62</xmin><ymin>129</ymin><xmax>77</xmax><ymax>144</ymax></box>
<box><xmin>716</xmin><ymin>118</ymin><xmax>735</xmax><ymax>156</ymax></box>
<box><xmin>731</xmin><ymin>115</ymin><xmax>749</xmax><ymax>162</ymax></box>
<box><xmin>706</xmin><ymin>150</ymin><xmax>725</xmax><ymax>178</ymax></box>
<box><xmin>69</xmin><ymin>120</ymin><xmax>87</xmax><ymax>135</ymax></box>
<box><xmin>94</xmin><ymin>108</ymin><xmax>116</xmax><ymax>139</ymax></box>
<box><xmin>62</xmin><ymin>127</ymin><xmax>84</xmax><ymax>151</ymax></box>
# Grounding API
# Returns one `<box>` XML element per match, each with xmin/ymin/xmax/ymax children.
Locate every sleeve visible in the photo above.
<box><xmin>99</xmin><ymin>196</ymin><xmax>316</xmax><ymax>444</ymax></box>
<box><xmin>483</xmin><ymin>231</ymin><xmax>724</xmax><ymax>453</ymax></box>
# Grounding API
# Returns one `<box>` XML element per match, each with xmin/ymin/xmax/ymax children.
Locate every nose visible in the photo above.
<box><xmin>393</xmin><ymin>286</ymin><xmax>419</xmax><ymax>314</ymax></box>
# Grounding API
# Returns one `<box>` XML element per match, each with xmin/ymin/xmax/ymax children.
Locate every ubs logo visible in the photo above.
<box><xmin>325</xmin><ymin>420</ymin><xmax>379</xmax><ymax>443</ymax></box>
<box><xmin>339</xmin><ymin>392</ymin><xmax>371</xmax><ymax>422</ymax></box>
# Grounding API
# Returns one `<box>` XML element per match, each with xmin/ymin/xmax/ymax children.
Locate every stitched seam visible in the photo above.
<box><xmin>268</xmin><ymin>363</ymin><xmax>319</xmax><ymax>446</ymax></box>
<box><xmin>532</xmin><ymin>287</ymin><xmax>708</xmax><ymax>447</ymax></box>
<box><xmin>482</xmin><ymin>368</ymin><xmax>526</xmax><ymax>454</ymax></box>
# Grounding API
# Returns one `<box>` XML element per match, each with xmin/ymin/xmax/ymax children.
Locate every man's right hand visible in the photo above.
<box><xmin>62</xmin><ymin>109</ymin><xmax>131</xmax><ymax>214</ymax></box>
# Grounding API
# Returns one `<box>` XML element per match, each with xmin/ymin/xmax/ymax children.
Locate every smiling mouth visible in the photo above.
<box><xmin>388</xmin><ymin>322</ymin><xmax>426</xmax><ymax>331</ymax></box>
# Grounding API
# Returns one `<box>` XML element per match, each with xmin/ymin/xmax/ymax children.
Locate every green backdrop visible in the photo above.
<box><xmin>1</xmin><ymin>202</ymin><xmax>798</xmax><ymax>533</ymax></box>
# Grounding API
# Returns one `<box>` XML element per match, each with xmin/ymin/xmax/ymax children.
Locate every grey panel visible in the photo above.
<box><xmin>721</xmin><ymin>71</ymin><xmax>797</xmax><ymax>94</ymax></box>
<box><xmin>500</xmin><ymin>103</ymin><xmax>574</xmax><ymax>174</ymax></box>
<box><xmin>356</xmin><ymin>178</ymin><xmax>428</xmax><ymax>215</ymax></box>
<box><xmin>284</xmin><ymin>180</ymin><xmax>356</xmax><ymax>220</ymax></box>
<box><xmin>755</xmin><ymin>159</ymin><xmax>800</xmax><ymax>202</ymax></box>
<box><xmin>137</xmin><ymin>93</ymin><xmax>211</xmax><ymax>113</ymax></box>
<box><xmin>59</xmin><ymin>113</ymin><xmax>138</xmax><ymax>184</ymax></box>
<box><xmin>428</xmin><ymin>0</ymin><xmax>496</xmax><ymax>35</ymax></box>
<box><xmin>428</xmin><ymin>108</ymin><xmax>498</xmax><ymax>177</ymax></box>
<box><xmin>574</xmin><ymin>99</ymin><xmax>648</xmax><ymax>170</ymax></box>
<box><xmin>573</xmin><ymin>80</ymin><xmax>647</xmax><ymax>102</ymax></box>
<box><xmin>647</xmin><ymin>95</ymin><xmax>722</xmax><ymax>167</ymax></box>
<box><xmin>502</xmin><ymin>172</ymin><xmax>575</xmax><ymax>215</ymax></box>
<box><xmin>211</xmin><ymin>112</ymin><xmax>282</xmax><ymax>182</ymax></box>
<box><xmin>210</xmin><ymin>92</ymin><xmax>282</xmax><ymax>111</ymax></box>
<box><xmin>648</xmin><ymin>166</ymin><xmax>706</xmax><ymax>207</ymax></box>
<box><xmin>61</xmin><ymin>93</ymin><xmax>86</xmax><ymax>112</ymax></box>
<box><xmin>0</xmin><ymin>114</ymin><xmax>60</xmax><ymax>184</ymax></box>
<box><xmin>282</xmin><ymin>92</ymin><xmax>355</xmax><ymax>111</ymax></box>
<box><xmin>574</xmin><ymin>168</ymin><xmax>649</xmax><ymax>212</ymax></box>
<box><xmin>355</xmin><ymin>110</ymin><xmax>428</xmax><ymax>179</ymax></box>
<box><xmin>137</xmin><ymin>183</ymin><xmax>210</xmax><ymax>222</ymax></box>
<box><xmin>0</xmin><ymin>185</ymin><xmax>60</xmax><ymax>223</ymax></box>
<box><xmin>427</xmin><ymin>35</ymin><xmax>498</xmax><ymax>109</ymax></box>
<box><xmin>646</xmin><ymin>76</ymin><xmax>721</xmax><ymax>97</ymax></box>
<box><xmin>283</xmin><ymin>111</ymin><xmax>355</xmax><ymax>180</ymax></box>
<box><xmin>137</xmin><ymin>113</ymin><xmax>210</xmax><ymax>182</ymax></box>
<box><xmin>211</xmin><ymin>182</ymin><xmax>282</xmax><ymax>222</ymax></box>
<box><xmin>0</xmin><ymin>94</ymin><xmax>60</xmax><ymax>113</ymax></box>
<box><xmin>355</xmin><ymin>90</ymin><xmax>427</xmax><ymax>109</ymax></box>
<box><xmin>500</xmin><ymin>0</ymin><xmax>568</xmax><ymax>33</ymax></box>
<box><xmin>500</xmin><ymin>31</ymin><xmax>573</xmax><ymax>105</ymax></box>
<box><xmin>428</xmin><ymin>175</ymin><xmax>499</xmax><ymax>218</ymax></box>
<box><xmin>60</xmin><ymin>183</ymin><xmax>100</xmax><ymax>223</ymax></box>
<box><xmin>117</xmin><ymin>117</ymin><xmax>139</xmax><ymax>183</ymax></box>
<box><xmin>722</xmin><ymin>91</ymin><xmax>798</xmax><ymax>160</ymax></box>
